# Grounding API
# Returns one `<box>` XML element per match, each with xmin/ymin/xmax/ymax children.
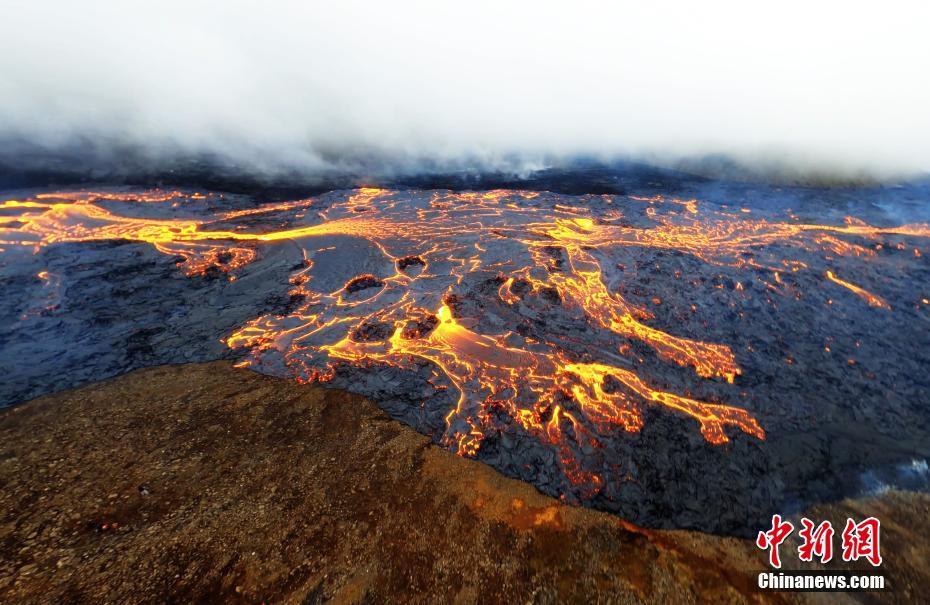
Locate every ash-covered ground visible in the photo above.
<box><xmin>2</xmin><ymin>180</ymin><xmax>929</xmax><ymax>535</ymax></box>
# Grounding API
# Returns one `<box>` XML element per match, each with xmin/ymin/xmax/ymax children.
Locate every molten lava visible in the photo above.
<box><xmin>3</xmin><ymin>187</ymin><xmax>927</xmax><ymax>500</ymax></box>
<box><xmin>825</xmin><ymin>270</ymin><xmax>890</xmax><ymax>309</ymax></box>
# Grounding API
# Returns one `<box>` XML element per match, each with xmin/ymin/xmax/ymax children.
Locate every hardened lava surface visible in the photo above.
<box><xmin>2</xmin><ymin>186</ymin><xmax>930</xmax><ymax>534</ymax></box>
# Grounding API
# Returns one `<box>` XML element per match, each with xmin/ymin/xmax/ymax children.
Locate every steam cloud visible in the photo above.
<box><xmin>2</xmin><ymin>1</ymin><xmax>929</xmax><ymax>182</ymax></box>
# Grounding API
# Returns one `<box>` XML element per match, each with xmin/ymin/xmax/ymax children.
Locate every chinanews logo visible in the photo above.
<box><xmin>755</xmin><ymin>515</ymin><xmax>886</xmax><ymax>592</ymax></box>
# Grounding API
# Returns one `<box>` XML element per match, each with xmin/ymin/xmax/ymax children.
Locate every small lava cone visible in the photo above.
<box><xmin>396</xmin><ymin>255</ymin><xmax>426</xmax><ymax>272</ymax></box>
<box><xmin>401</xmin><ymin>314</ymin><xmax>439</xmax><ymax>339</ymax></box>
<box><xmin>351</xmin><ymin>319</ymin><xmax>394</xmax><ymax>342</ymax></box>
<box><xmin>441</xmin><ymin>292</ymin><xmax>464</xmax><ymax>316</ymax></box>
<box><xmin>344</xmin><ymin>274</ymin><xmax>384</xmax><ymax>294</ymax></box>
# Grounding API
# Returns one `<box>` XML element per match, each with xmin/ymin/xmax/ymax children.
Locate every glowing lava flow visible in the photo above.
<box><xmin>3</xmin><ymin>188</ymin><xmax>928</xmax><ymax>498</ymax></box>
<box><xmin>521</xmin><ymin>230</ymin><xmax>740</xmax><ymax>382</ymax></box>
<box><xmin>825</xmin><ymin>270</ymin><xmax>891</xmax><ymax>309</ymax></box>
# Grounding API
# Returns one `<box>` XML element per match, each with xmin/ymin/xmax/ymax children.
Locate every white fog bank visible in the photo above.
<box><xmin>2</xmin><ymin>1</ymin><xmax>929</xmax><ymax>180</ymax></box>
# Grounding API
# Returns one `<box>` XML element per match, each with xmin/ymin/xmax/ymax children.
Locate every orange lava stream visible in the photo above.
<box><xmin>825</xmin><ymin>270</ymin><xmax>891</xmax><ymax>309</ymax></box>
<box><xmin>520</xmin><ymin>235</ymin><xmax>740</xmax><ymax>381</ymax></box>
<box><xmin>4</xmin><ymin>187</ymin><xmax>928</xmax><ymax>494</ymax></box>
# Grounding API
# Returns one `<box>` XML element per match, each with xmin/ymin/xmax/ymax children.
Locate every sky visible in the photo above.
<box><xmin>1</xmin><ymin>1</ymin><xmax>929</xmax><ymax>180</ymax></box>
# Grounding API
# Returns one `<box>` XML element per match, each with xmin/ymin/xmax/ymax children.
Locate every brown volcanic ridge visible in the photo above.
<box><xmin>1</xmin><ymin>362</ymin><xmax>929</xmax><ymax>604</ymax></box>
<box><xmin>2</xmin><ymin>186</ymin><xmax>930</xmax><ymax>539</ymax></box>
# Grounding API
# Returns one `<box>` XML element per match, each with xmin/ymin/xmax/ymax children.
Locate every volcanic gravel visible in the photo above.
<box><xmin>1</xmin><ymin>362</ymin><xmax>927</xmax><ymax>604</ymax></box>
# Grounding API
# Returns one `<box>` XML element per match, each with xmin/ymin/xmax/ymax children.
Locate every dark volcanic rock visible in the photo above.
<box><xmin>351</xmin><ymin>318</ymin><xmax>394</xmax><ymax>342</ymax></box>
<box><xmin>344</xmin><ymin>273</ymin><xmax>385</xmax><ymax>293</ymax></box>
<box><xmin>2</xmin><ymin>185</ymin><xmax>930</xmax><ymax>538</ymax></box>
<box><xmin>400</xmin><ymin>314</ymin><xmax>439</xmax><ymax>339</ymax></box>
<box><xmin>0</xmin><ymin>239</ymin><xmax>300</xmax><ymax>407</ymax></box>
<box><xmin>396</xmin><ymin>254</ymin><xmax>426</xmax><ymax>272</ymax></box>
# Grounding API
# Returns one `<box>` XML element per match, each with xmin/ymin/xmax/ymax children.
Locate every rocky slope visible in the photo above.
<box><xmin>0</xmin><ymin>362</ymin><xmax>926</xmax><ymax>603</ymax></box>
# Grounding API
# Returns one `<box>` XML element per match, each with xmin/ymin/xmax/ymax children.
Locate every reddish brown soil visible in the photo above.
<box><xmin>0</xmin><ymin>362</ymin><xmax>926</xmax><ymax>604</ymax></box>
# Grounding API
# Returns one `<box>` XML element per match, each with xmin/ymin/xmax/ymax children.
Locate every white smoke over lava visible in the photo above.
<box><xmin>1</xmin><ymin>1</ymin><xmax>929</xmax><ymax>181</ymax></box>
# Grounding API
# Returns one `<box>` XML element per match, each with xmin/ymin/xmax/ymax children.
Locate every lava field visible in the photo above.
<box><xmin>2</xmin><ymin>185</ymin><xmax>929</xmax><ymax>535</ymax></box>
